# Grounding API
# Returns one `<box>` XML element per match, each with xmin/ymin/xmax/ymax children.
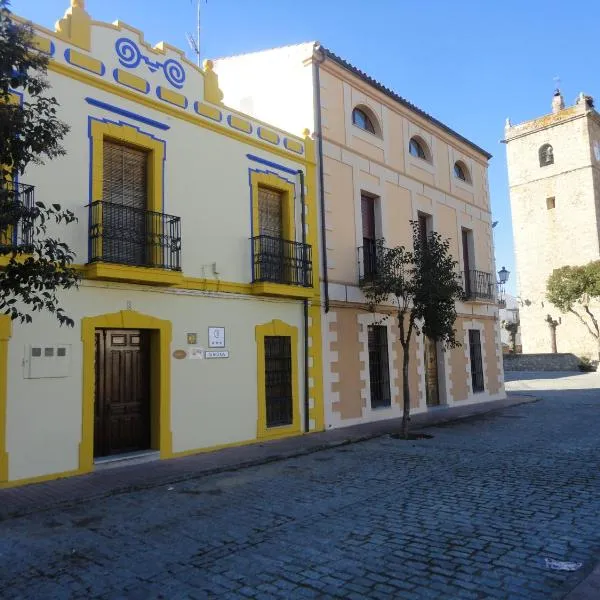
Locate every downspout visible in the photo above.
<box><xmin>313</xmin><ymin>47</ymin><xmax>329</xmax><ymax>313</ymax></box>
<box><xmin>298</xmin><ymin>169</ymin><xmax>310</xmax><ymax>433</ymax></box>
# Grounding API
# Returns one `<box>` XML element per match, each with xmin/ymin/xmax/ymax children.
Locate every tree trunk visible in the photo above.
<box><xmin>401</xmin><ymin>345</ymin><xmax>410</xmax><ymax>439</ymax></box>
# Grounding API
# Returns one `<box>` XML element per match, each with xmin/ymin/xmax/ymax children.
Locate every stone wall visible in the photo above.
<box><xmin>503</xmin><ymin>353</ymin><xmax>581</xmax><ymax>372</ymax></box>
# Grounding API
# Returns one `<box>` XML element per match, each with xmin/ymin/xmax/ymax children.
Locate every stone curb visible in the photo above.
<box><xmin>563</xmin><ymin>562</ymin><xmax>600</xmax><ymax>600</ymax></box>
<box><xmin>0</xmin><ymin>393</ymin><xmax>537</xmax><ymax>521</ymax></box>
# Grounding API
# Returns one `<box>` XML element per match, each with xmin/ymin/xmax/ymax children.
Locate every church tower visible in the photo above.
<box><xmin>505</xmin><ymin>90</ymin><xmax>600</xmax><ymax>356</ymax></box>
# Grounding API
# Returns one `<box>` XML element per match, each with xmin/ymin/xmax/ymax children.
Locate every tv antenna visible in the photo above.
<box><xmin>553</xmin><ymin>75</ymin><xmax>561</xmax><ymax>91</ymax></box>
<box><xmin>186</xmin><ymin>0</ymin><xmax>206</xmax><ymax>67</ymax></box>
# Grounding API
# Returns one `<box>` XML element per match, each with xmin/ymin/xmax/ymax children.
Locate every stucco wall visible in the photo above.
<box><xmin>5</xmin><ymin>283</ymin><xmax>304</xmax><ymax>482</ymax></box>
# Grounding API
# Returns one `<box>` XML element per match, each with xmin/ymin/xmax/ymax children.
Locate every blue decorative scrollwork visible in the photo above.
<box><xmin>115</xmin><ymin>37</ymin><xmax>186</xmax><ymax>89</ymax></box>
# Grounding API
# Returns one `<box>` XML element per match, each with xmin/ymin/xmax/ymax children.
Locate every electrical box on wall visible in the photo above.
<box><xmin>25</xmin><ymin>344</ymin><xmax>71</xmax><ymax>379</ymax></box>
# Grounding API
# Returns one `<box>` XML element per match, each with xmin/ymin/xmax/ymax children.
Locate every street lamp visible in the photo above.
<box><xmin>497</xmin><ymin>266</ymin><xmax>510</xmax><ymax>306</ymax></box>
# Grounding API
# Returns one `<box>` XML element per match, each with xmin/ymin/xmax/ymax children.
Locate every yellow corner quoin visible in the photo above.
<box><xmin>113</xmin><ymin>68</ymin><xmax>150</xmax><ymax>94</ymax></box>
<box><xmin>255</xmin><ymin>320</ymin><xmax>301</xmax><ymax>440</ymax></box>
<box><xmin>228</xmin><ymin>115</ymin><xmax>253</xmax><ymax>134</ymax></box>
<box><xmin>156</xmin><ymin>86</ymin><xmax>188</xmax><ymax>109</ymax></box>
<box><xmin>80</xmin><ymin>310</ymin><xmax>173</xmax><ymax>473</ymax></box>
<box><xmin>257</xmin><ymin>127</ymin><xmax>280</xmax><ymax>145</ymax></box>
<box><xmin>284</xmin><ymin>138</ymin><xmax>305</xmax><ymax>155</ymax></box>
<box><xmin>64</xmin><ymin>48</ymin><xmax>104</xmax><ymax>75</ymax></box>
<box><xmin>0</xmin><ymin>315</ymin><xmax>11</xmax><ymax>485</ymax></box>
<box><xmin>194</xmin><ymin>102</ymin><xmax>222</xmax><ymax>122</ymax></box>
<box><xmin>308</xmin><ymin>303</ymin><xmax>325</xmax><ymax>431</ymax></box>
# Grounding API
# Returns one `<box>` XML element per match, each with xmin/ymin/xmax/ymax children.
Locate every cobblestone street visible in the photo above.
<box><xmin>1</xmin><ymin>374</ymin><xmax>599</xmax><ymax>599</ymax></box>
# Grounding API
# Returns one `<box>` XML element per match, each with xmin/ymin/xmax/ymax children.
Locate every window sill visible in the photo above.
<box><xmin>83</xmin><ymin>262</ymin><xmax>184</xmax><ymax>286</ymax></box>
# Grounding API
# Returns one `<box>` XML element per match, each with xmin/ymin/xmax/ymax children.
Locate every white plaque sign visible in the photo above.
<box><xmin>208</xmin><ymin>327</ymin><xmax>225</xmax><ymax>348</ymax></box>
<box><xmin>189</xmin><ymin>347</ymin><xmax>204</xmax><ymax>360</ymax></box>
<box><xmin>205</xmin><ymin>350</ymin><xmax>229</xmax><ymax>359</ymax></box>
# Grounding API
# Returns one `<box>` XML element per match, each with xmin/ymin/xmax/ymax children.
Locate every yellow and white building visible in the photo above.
<box><xmin>0</xmin><ymin>1</ymin><xmax>323</xmax><ymax>487</ymax></box>
<box><xmin>214</xmin><ymin>43</ymin><xmax>506</xmax><ymax>428</ymax></box>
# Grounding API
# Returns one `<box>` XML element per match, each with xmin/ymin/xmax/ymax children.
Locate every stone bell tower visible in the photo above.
<box><xmin>505</xmin><ymin>89</ymin><xmax>600</xmax><ymax>357</ymax></box>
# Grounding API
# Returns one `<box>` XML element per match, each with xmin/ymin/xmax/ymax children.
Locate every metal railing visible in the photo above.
<box><xmin>88</xmin><ymin>200</ymin><xmax>182</xmax><ymax>271</ymax></box>
<box><xmin>0</xmin><ymin>181</ymin><xmax>35</xmax><ymax>251</ymax></box>
<box><xmin>461</xmin><ymin>269</ymin><xmax>495</xmax><ymax>302</ymax></box>
<box><xmin>251</xmin><ymin>235</ymin><xmax>312</xmax><ymax>287</ymax></box>
<box><xmin>358</xmin><ymin>241</ymin><xmax>379</xmax><ymax>285</ymax></box>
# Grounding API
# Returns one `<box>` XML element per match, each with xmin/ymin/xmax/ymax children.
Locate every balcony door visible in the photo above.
<box><xmin>102</xmin><ymin>141</ymin><xmax>148</xmax><ymax>266</ymax></box>
<box><xmin>361</xmin><ymin>194</ymin><xmax>376</xmax><ymax>278</ymax></box>
<box><xmin>258</xmin><ymin>187</ymin><xmax>285</xmax><ymax>282</ymax></box>
<box><xmin>462</xmin><ymin>228</ymin><xmax>473</xmax><ymax>297</ymax></box>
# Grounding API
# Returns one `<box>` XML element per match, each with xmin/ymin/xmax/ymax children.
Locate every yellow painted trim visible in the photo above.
<box><xmin>251</xmin><ymin>282</ymin><xmax>314</xmax><ymax>299</ymax></box>
<box><xmin>54</xmin><ymin>1</ymin><xmax>91</xmax><ymax>51</ymax></box>
<box><xmin>84</xmin><ymin>263</ymin><xmax>183</xmax><ymax>286</ymax></box>
<box><xmin>258</xmin><ymin>127</ymin><xmax>280</xmax><ymax>145</ymax></box>
<box><xmin>228</xmin><ymin>115</ymin><xmax>252</xmax><ymax>134</ymax></box>
<box><xmin>194</xmin><ymin>102</ymin><xmax>222</xmax><ymax>122</ymax></box>
<box><xmin>80</xmin><ymin>310</ymin><xmax>173</xmax><ymax>473</ymax></box>
<box><xmin>113</xmin><ymin>68</ymin><xmax>150</xmax><ymax>94</ymax></box>
<box><xmin>32</xmin><ymin>35</ymin><xmax>53</xmax><ymax>54</ymax></box>
<box><xmin>157</xmin><ymin>86</ymin><xmax>187</xmax><ymax>108</ymax></box>
<box><xmin>0</xmin><ymin>468</ymin><xmax>83</xmax><ymax>490</ymax></box>
<box><xmin>250</xmin><ymin>171</ymin><xmax>296</xmax><ymax>243</ymax></box>
<box><xmin>0</xmin><ymin>316</ymin><xmax>11</xmax><ymax>484</ymax></box>
<box><xmin>65</xmin><ymin>48</ymin><xmax>104</xmax><ymax>75</ymax></box>
<box><xmin>47</xmin><ymin>61</ymin><xmax>315</xmax><ymax>166</ymax></box>
<box><xmin>255</xmin><ymin>319</ymin><xmax>301</xmax><ymax>440</ymax></box>
<box><xmin>284</xmin><ymin>138</ymin><xmax>305</xmax><ymax>155</ymax></box>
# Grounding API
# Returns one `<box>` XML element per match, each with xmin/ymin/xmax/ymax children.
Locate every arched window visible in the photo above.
<box><xmin>408</xmin><ymin>138</ymin><xmax>429</xmax><ymax>160</ymax></box>
<box><xmin>352</xmin><ymin>107</ymin><xmax>377</xmax><ymax>135</ymax></box>
<box><xmin>454</xmin><ymin>161</ymin><xmax>470</xmax><ymax>183</ymax></box>
<box><xmin>539</xmin><ymin>144</ymin><xmax>554</xmax><ymax>167</ymax></box>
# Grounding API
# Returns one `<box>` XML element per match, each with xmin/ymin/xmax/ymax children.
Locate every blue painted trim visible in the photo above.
<box><xmin>257</xmin><ymin>127</ymin><xmax>280</xmax><ymax>145</ymax></box>
<box><xmin>156</xmin><ymin>86</ymin><xmax>188</xmax><ymax>109</ymax></box>
<box><xmin>85</xmin><ymin>97</ymin><xmax>170</xmax><ymax>131</ymax></box>
<box><xmin>193</xmin><ymin>101</ymin><xmax>222</xmax><ymax>122</ymax></box>
<box><xmin>64</xmin><ymin>49</ymin><xmax>106</xmax><ymax>76</ymax></box>
<box><xmin>112</xmin><ymin>69</ymin><xmax>150</xmax><ymax>95</ymax></box>
<box><xmin>246</xmin><ymin>154</ymin><xmax>298</xmax><ymax>176</ymax></box>
<box><xmin>284</xmin><ymin>137</ymin><xmax>305</xmax><ymax>155</ymax></box>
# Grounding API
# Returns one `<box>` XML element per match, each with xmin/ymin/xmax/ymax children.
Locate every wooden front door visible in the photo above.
<box><xmin>424</xmin><ymin>336</ymin><xmax>440</xmax><ymax>407</ymax></box>
<box><xmin>94</xmin><ymin>329</ymin><xmax>151</xmax><ymax>457</ymax></box>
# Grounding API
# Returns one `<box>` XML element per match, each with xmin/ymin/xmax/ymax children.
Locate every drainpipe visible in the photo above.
<box><xmin>313</xmin><ymin>47</ymin><xmax>329</xmax><ymax>313</ymax></box>
<box><xmin>298</xmin><ymin>169</ymin><xmax>310</xmax><ymax>433</ymax></box>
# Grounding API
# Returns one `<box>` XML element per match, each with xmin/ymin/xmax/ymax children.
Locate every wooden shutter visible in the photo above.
<box><xmin>103</xmin><ymin>141</ymin><xmax>147</xmax><ymax>210</ymax></box>
<box><xmin>258</xmin><ymin>187</ymin><xmax>283</xmax><ymax>238</ymax></box>
<box><xmin>361</xmin><ymin>194</ymin><xmax>375</xmax><ymax>240</ymax></box>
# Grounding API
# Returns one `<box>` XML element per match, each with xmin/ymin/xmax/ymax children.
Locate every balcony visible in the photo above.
<box><xmin>461</xmin><ymin>269</ymin><xmax>496</xmax><ymax>302</ymax></box>
<box><xmin>0</xmin><ymin>182</ymin><xmax>35</xmax><ymax>253</ymax></box>
<box><xmin>251</xmin><ymin>235</ymin><xmax>313</xmax><ymax>296</ymax></box>
<box><xmin>358</xmin><ymin>241</ymin><xmax>378</xmax><ymax>285</ymax></box>
<box><xmin>86</xmin><ymin>200</ymin><xmax>183</xmax><ymax>286</ymax></box>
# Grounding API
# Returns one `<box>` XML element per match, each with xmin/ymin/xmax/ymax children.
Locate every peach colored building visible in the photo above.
<box><xmin>214</xmin><ymin>44</ymin><xmax>506</xmax><ymax>428</ymax></box>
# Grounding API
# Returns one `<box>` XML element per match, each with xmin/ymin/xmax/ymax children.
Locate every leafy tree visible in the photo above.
<box><xmin>0</xmin><ymin>0</ymin><xmax>78</xmax><ymax>326</ymax></box>
<box><xmin>546</xmin><ymin>261</ymin><xmax>600</xmax><ymax>356</ymax></box>
<box><xmin>360</xmin><ymin>221</ymin><xmax>464</xmax><ymax>438</ymax></box>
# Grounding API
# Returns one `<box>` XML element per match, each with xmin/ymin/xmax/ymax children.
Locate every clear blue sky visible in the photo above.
<box><xmin>13</xmin><ymin>0</ymin><xmax>599</xmax><ymax>295</ymax></box>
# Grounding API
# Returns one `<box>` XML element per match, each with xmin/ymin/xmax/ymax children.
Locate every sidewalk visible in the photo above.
<box><xmin>0</xmin><ymin>393</ymin><xmax>536</xmax><ymax>520</ymax></box>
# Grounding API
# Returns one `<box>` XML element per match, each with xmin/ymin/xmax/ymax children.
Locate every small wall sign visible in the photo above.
<box><xmin>208</xmin><ymin>327</ymin><xmax>225</xmax><ymax>348</ymax></box>
<box><xmin>189</xmin><ymin>347</ymin><xmax>204</xmax><ymax>360</ymax></box>
<box><xmin>205</xmin><ymin>350</ymin><xmax>229</xmax><ymax>359</ymax></box>
<box><xmin>173</xmin><ymin>349</ymin><xmax>187</xmax><ymax>360</ymax></box>
<box><xmin>186</xmin><ymin>333</ymin><xmax>198</xmax><ymax>345</ymax></box>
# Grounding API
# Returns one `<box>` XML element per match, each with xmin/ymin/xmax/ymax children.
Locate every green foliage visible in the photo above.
<box><xmin>360</xmin><ymin>221</ymin><xmax>464</xmax><ymax>437</ymax></box>
<box><xmin>0</xmin><ymin>0</ymin><xmax>78</xmax><ymax>326</ymax></box>
<box><xmin>546</xmin><ymin>262</ymin><xmax>600</xmax><ymax>312</ymax></box>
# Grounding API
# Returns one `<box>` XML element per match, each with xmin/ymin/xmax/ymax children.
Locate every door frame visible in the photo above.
<box><xmin>0</xmin><ymin>315</ymin><xmax>11</xmax><ymax>484</ymax></box>
<box><xmin>81</xmin><ymin>310</ymin><xmax>172</xmax><ymax>472</ymax></box>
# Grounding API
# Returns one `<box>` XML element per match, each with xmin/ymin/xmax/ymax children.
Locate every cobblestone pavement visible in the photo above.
<box><xmin>1</xmin><ymin>380</ymin><xmax>599</xmax><ymax>599</ymax></box>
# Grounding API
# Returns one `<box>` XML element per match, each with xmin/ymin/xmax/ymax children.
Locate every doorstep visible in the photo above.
<box><xmin>0</xmin><ymin>393</ymin><xmax>536</xmax><ymax>520</ymax></box>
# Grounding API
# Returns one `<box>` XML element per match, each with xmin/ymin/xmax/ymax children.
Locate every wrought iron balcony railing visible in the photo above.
<box><xmin>461</xmin><ymin>269</ymin><xmax>496</xmax><ymax>302</ymax></box>
<box><xmin>0</xmin><ymin>181</ymin><xmax>35</xmax><ymax>252</ymax></box>
<box><xmin>88</xmin><ymin>200</ymin><xmax>182</xmax><ymax>271</ymax></box>
<box><xmin>251</xmin><ymin>235</ymin><xmax>312</xmax><ymax>287</ymax></box>
<box><xmin>358</xmin><ymin>241</ymin><xmax>379</xmax><ymax>285</ymax></box>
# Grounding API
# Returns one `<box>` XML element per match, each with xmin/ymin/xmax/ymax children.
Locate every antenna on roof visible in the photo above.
<box><xmin>186</xmin><ymin>0</ymin><xmax>206</xmax><ymax>67</ymax></box>
<box><xmin>553</xmin><ymin>75</ymin><xmax>561</xmax><ymax>92</ymax></box>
